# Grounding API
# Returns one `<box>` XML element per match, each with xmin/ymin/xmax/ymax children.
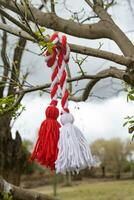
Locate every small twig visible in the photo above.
<box><xmin>14</xmin><ymin>67</ymin><xmax>125</xmax><ymax>95</ymax></box>
<box><xmin>81</xmin><ymin>15</ymin><xmax>98</xmax><ymax>24</ymax></box>
<box><xmin>72</xmin><ymin>54</ymin><xmax>88</xmax><ymax>76</ymax></box>
<box><xmin>63</xmin><ymin>0</ymin><xmax>86</xmax><ymax>23</ymax></box>
<box><xmin>25</xmin><ymin>1</ymin><xmax>44</xmax><ymax>37</ymax></box>
<box><xmin>66</xmin><ymin>63</ymin><xmax>72</xmax><ymax>93</ymax></box>
<box><xmin>50</xmin><ymin>0</ymin><xmax>55</xmax><ymax>13</ymax></box>
<box><xmin>0</xmin><ymin>92</ymin><xmax>24</xmax><ymax>117</ymax></box>
<box><xmin>70</xmin><ymin>88</ymin><xmax>85</xmax><ymax>96</ymax></box>
<box><xmin>0</xmin><ymin>75</ymin><xmax>21</xmax><ymax>88</ymax></box>
<box><xmin>84</xmin><ymin>0</ymin><xmax>94</xmax><ymax>8</ymax></box>
<box><xmin>0</xmin><ymin>7</ymin><xmax>35</xmax><ymax>37</ymax></box>
<box><xmin>14</xmin><ymin>0</ymin><xmax>35</xmax><ymax>37</ymax></box>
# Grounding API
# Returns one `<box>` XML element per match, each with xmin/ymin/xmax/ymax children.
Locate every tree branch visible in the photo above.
<box><xmin>82</xmin><ymin>78</ymin><xmax>100</xmax><ymax>101</ymax></box>
<box><xmin>0</xmin><ymin>0</ymin><xmax>110</xmax><ymax>40</ymax></box>
<box><xmin>85</xmin><ymin>0</ymin><xmax>134</xmax><ymax>56</ymax></box>
<box><xmin>0</xmin><ymin>22</ymin><xmax>34</xmax><ymax>41</ymax></box>
<box><xmin>81</xmin><ymin>66</ymin><xmax>125</xmax><ymax>101</ymax></box>
<box><xmin>70</xmin><ymin>43</ymin><xmax>134</xmax><ymax>67</ymax></box>
<box><xmin>1</xmin><ymin>0</ymin><xmax>134</xmax><ymax>59</ymax></box>
<box><xmin>0</xmin><ymin>7</ymin><xmax>36</xmax><ymax>38</ymax></box>
<box><xmin>0</xmin><ymin>22</ymin><xmax>133</xmax><ymax>68</ymax></box>
<box><xmin>8</xmin><ymin>37</ymin><xmax>27</xmax><ymax>95</ymax></box>
<box><xmin>50</xmin><ymin>0</ymin><xmax>55</xmax><ymax>13</ymax></box>
<box><xmin>85</xmin><ymin>0</ymin><xmax>113</xmax><ymax>22</ymax></box>
<box><xmin>0</xmin><ymin>17</ymin><xmax>10</xmax><ymax>98</ymax></box>
<box><xmin>17</xmin><ymin>67</ymin><xmax>125</xmax><ymax>94</ymax></box>
<box><xmin>84</xmin><ymin>0</ymin><xmax>94</xmax><ymax>8</ymax></box>
<box><xmin>0</xmin><ymin>177</ymin><xmax>56</xmax><ymax>200</ymax></box>
<box><xmin>0</xmin><ymin>66</ymin><xmax>127</xmax><ymax>116</ymax></box>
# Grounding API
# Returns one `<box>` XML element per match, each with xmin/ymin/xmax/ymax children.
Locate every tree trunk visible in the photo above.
<box><xmin>64</xmin><ymin>172</ymin><xmax>72</xmax><ymax>186</ymax></box>
<box><xmin>0</xmin><ymin>115</ymin><xmax>26</xmax><ymax>186</ymax></box>
<box><xmin>53</xmin><ymin>172</ymin><xmax>57</xmax><ymax>197</ymax></box>
<box><xmin>101</xmin><ymin>166</ymin><xmax>106</xmax><ymax>178</ymax></box>
<box><xmin>115</xmin><ymin>168</ymin><xmax>121</xmax><ymax>180</ymax></box>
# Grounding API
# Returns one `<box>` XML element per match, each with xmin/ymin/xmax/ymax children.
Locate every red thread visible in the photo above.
<box><xmin>58</xmin><ymin>36</ymin><xmax>70</xmax><ymax>112</ymax></box>
<box><xmin>31</xmin><ymin>105</ymin><xmax>60</xmax><ymax>170</ymax></box>
<box><xmin>31</xmin><ymin>33</ymin><xmax>60</xmax><ymax>170</ymax></box>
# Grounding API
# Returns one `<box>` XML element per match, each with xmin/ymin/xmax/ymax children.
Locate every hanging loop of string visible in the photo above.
<box><xmin>31</xmin><ymin>33</ymin><xmax>95</xmax><ymax>173</ymax></box>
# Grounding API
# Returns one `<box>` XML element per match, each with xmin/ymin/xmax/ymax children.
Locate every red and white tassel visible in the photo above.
<box><xmin>31</xmin><ymin>33</ymin><xmax>94</xmax><ymax>173</ymax></box>
<box><xmin>55</xmin><ymin>35</ymin><xmax>95</xmax><ymax>174</ymax></box>
<box><xmin>31</xmin><ymin>34</ymin><xmax>60</xmax><ymax>170</ymax></box>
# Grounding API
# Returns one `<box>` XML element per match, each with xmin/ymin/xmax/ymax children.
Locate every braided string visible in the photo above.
<box><xmin>57</xmin><ymin>35</ymin><xmax>70</xmax><ymax>113</ymax></box>
<box><xmin>44</xmin><ymin>33</ymin><xmax>59</xmax><ymax>106</ymax></box>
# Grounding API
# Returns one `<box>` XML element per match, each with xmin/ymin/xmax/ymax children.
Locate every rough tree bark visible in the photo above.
<box><xmin>0</xmin><ymin>177</ymin><xmax>55</xmax><ymax>200</ymax></box>
<box><xmin>0</xmin><ymin>25</ymin><xmax>27</xmax><ymax>185</ymax></box>
<box><xmin>101</xmin><ymin>166</ymin><xmax>106</xmax><ymax>178</ymax></box>
<box><xmin>0</xmin><ymin>116</ymin><xmax>27</xmax><ymax>186</ymax></box>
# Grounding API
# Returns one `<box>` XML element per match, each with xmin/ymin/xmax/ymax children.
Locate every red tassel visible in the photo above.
<box><xmin>31</xmin><ymin>101</ymin><xmax>60</xmax><ymax>170</ymax></box>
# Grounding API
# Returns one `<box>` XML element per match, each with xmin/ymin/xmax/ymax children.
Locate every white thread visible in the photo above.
<box><xmin>52</xmin><ymin>37</ymin><xmax>59</xmax><ymax>44</ymax></box>
<box><xmin>44</xmin><ymin>44</ymin><xmax>59</xmax><ymax>101</ymax></box>
<box><xmin>55</xmin><ymin>113</ymin><xmax>95</xmax><ymax>174</ymax></box>
<box><xmin>51</xmin><ymin>60</ymin><xmax>58</xmax><ymax>89</ymax></box>
<box><xmin>55</xmin><ymin>35</ymin><xmax>95</xmax><ymax>174</ymax></box>
<box><xmin>64</xmin><ymin>44</ymin><xmax>70</xmax><ymax>61</ymax></box>
<box><xmin>44</xmin><ymin>54</ymin><xmax>52</xmax><ymax>62</ymax></box>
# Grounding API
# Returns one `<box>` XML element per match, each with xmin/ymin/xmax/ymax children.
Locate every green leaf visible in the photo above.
<box><xmin>46</xmin><ymin>42</ymin><xmax>54</xmax><ymax>54</ymax></box>
<box><xmin>0</xmin><ymin>95</ymin><xmax>25</xmax><ymax>118</ymax></box>
<box><xmin>39</xmin><ymin>27</ymin><xmax>46</xmax><ymax>33</ymax></box>
<box><xmin>38</xmin><ymin>40</ymin><xmax>46</xmax><ymax>47</ymax></box>
<box><xmin>132</xmin><ymin>134</ymin><xmax>134</xmax><ymax>141</ymax></box>
<box><xmin>129</xmin><ymin>89</ymin><xmax>134</xmax><ymax>94</ymax></box>
<box><xmin>2</xmin><ymin>192</ymin><xmax>13</xmax><ymax>200</ymax></box>
<box><xmin>123</xmin><ymin>121</ymin><xmax>128</xmax><ymax>127</ymax></box>
<box><xmin>35</xmin><ymin>27</ymin><xmax>45</xmax><ymax>36</ymax></box>
<box><xmin>128</xmin><ymin>94</ymin><xmax>134</xmax><ymax>101</ymax></box>
<box><xmin>128</xmin><ymin>120</ymin><xmax>134</xmax><ymax>124</ymax></box>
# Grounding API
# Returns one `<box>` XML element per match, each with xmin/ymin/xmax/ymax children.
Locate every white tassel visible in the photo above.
<box><xmin>55</xmin><ymin>112</ymin><xmax>95</xmax><ymax>174</ymax></box>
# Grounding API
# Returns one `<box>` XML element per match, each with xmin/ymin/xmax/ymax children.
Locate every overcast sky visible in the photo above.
<box><xmin>6</xmin><ymin>0</ymin><xmax>134</xmax><ymax>143</ymax></box>
<box><xmin>12</xmin><ymin>93</ymin><xmax>133</xmax><ymax>144</ymax></box>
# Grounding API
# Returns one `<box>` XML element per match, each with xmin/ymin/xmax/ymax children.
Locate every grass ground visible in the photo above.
<box><xmin>31</xmin><ymin>179</ymin><xmax>134</xmax><ymax>200</ymax></box>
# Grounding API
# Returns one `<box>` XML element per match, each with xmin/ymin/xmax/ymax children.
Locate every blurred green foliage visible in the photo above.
<box><xmin>22</xmin><ymin>139</ymin><xmax>45</xmax><ymax>175</ymax></box>
<box><xmin>0</xmin><ymin>192</ymin><xmax>13</xmax><ymax>200</ymax></box>
<box><xmin>123</xmin><ymin>83</ymin><xmax>134</xmax><ymax>138</ymax></box>
<box><xmin>0</xmin><ymin>95</ymin><xmax>25</xmax><ymax>118</ymax></box>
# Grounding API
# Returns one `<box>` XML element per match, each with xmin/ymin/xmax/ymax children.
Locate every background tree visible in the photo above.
<box><xmin>91</xmin><ymin>139</ymin><xmax>107</xmax><ymax>177</ymax></box>
<box><xmin>0</xmin><ymin>17</ymin><xmax>28</xmax><ymax>185</ymax></box>
<box><xmin>91</xmin><ymin>138</ymin><xmax>134</xmax><ymax>179</ymax></box>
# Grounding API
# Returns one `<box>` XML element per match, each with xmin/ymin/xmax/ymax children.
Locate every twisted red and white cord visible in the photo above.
<box><xmin>58</xmin><ymin>35</ymin><xmax>70</xmax><ymax>113</ymax></box>
<box><xmin>43</xmin><ymin>33</ymin><xmax>95</xmax><ymax>173</ymax></box>
<box><xmin>44</xmin><ymin>33</ymin><xmax>59</xmax><ymax>105</ymax></box>
<box><xmin>44</xmin><ymin>34</ymin><xmax>70</xmax><ymax>112</ymax></box>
